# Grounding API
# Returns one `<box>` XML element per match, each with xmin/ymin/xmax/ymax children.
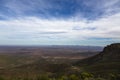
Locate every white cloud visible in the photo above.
<box><xmin>89</xmin><ymin>13</ymin><xmax>120</xmax><ymax>38</ymax></box>
<box><xmin>0</xmin><ymin>12</ymin><xmax>120</xmax><ymax>45</ymax></box>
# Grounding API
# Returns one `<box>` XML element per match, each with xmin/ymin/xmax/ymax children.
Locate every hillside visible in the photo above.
<box><xmin>75</xmin><ymin>43</ymin><xmax>120</xmax><ymax>77</ymax></box>
<box><xmin>76</xmin><ymin>43</ymin><xmax>120</xmax><ymax>65</ymax></box>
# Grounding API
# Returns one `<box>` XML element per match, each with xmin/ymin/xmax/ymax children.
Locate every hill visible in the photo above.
<box><xmin>76</xmin><ymin>43</ymin><xmax>120</xmax><ymax>65</ymax></box>
<box><xmin>75</xmin><ymin>43</ymin><xmax>120</xmax><ymax>77</ymax></box>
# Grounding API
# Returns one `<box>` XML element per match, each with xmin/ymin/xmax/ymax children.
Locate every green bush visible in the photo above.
<box><xmin>80</xmin><ymin>72</ymin><xmax>94</xmax><ymax>80</ymax></box>
<box><xmin>69</xmin><ymin>74</ymin><xmax>79</xmax><ymax>80</ymax></box>
<box><xmin>36</xmin><ymin>75</ymin><xmax>50</xmax><ymax>80</ymax></box>
<box><xmin>59</xmin><ymin>76</ymin><xmax>68</xmax><ymax>80</ymax></box>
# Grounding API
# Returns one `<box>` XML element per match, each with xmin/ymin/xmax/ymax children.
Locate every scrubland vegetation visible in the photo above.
<box><xmin>0</xmin><ymin>44</ymin><xmax>120</xmax><ymax>80</ymax></box>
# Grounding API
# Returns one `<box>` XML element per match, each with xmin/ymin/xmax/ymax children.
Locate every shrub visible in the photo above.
<box><xmin>36</xmin><ymin>75</ymin><xmax>50</xmax><ymax>80</ymax></box>
<box><xmin>69</xmin><ymin>74</ymin><xmax>79</xmax><ymax>80</ymax></box>
<box><xmin>0</xmin><ymin>76</ymin><xmax>4</xmax><ymax>80</ymax></box>
<box><xmin>80</xmin><ymin>72</ymin><xmax>93</xmax><ymax>80</ymax></box>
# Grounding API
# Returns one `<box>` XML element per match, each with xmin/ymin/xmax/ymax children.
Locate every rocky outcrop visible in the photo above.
<box><xmin>102</xmin><ymin>43</ymin><xmax>120</xmax><ymax>54</ymax></box>
<box><xmin>100</xmin><ymin>43</ymin><xmax>120</xmax><ymax>61</ymax></box>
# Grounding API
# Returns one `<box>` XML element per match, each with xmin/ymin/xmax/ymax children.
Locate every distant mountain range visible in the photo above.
<box><xmin>0</xmin><ymin>45</ymin><xmax>103</xmax><ymax>52</ymax></box>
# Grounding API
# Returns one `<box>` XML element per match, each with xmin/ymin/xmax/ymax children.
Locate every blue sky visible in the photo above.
<box><xmin>0</xmin><ymin>0</ymin><xmax>120</xmax><ymax>46</ymax></box>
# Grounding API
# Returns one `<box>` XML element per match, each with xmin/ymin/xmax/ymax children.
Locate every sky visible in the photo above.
<box><xmin>0</xmin><ymin>0</ymin><xmax>120</xmax><ymax>46</ymax></box>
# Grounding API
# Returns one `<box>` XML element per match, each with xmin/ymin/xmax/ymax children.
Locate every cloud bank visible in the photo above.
<box><xmin>0</xmin><ymin>0</ymin><xmax>120</xmax><ymax>46</ymax></box>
